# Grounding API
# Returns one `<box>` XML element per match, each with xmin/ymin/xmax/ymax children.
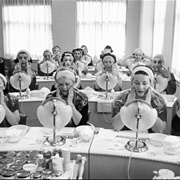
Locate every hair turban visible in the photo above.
<box><xmin>55</xmin><ymin>67</ymin><xmax>76</xmax><ymax>83</ymax></box>
<box><xmin>0</xmin><ymin>73</ymin><xmax>7</xmax><ymax>86</ymax></box>
<box><xmin>14</xmin><ymin>50</ymin><xmax>31</xmax><ymax>63</ymax></box>
<box><xmin>102</xmin><ymin>53</ymin><xmax>116</xmax><ymax>63</ymax></box>
<box><xmin>131</xmin><ymin>65</ymin><xmax>154</xmax><ymax>85</ymax></box>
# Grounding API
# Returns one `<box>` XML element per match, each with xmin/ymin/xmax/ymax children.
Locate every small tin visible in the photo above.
<box><xmin>30</xmin><ymin>172</ymin><xmax>42</xmax><ymax>179</ymax></box>
<box><xmin>15</xmin><ymin>158</ymin><xmax>27</xmax><ymax>165</ymax></box>
<box><xmin>9</xmin><ymin>163</ymin><xmax>23</xmax><ymax>171</ymax></box>
<box><xmin>1</xmin><ymin>169</ymin><xmax>16</xmax><ymax>179</ymax></box>
<box><xmin>15</xmin><ymin>170</ymin><xmax>30</xmax><ymax>179</ymax></box>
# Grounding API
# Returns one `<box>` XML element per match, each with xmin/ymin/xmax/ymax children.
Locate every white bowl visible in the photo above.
<box><xmin>76</xmin><ymin>125</ymin><xmax>94</xmax><ymax>141</ymax></box>
<box><xmin>149</xmin><ymin>133</ymin><xmax>167</xmax><ymax>147</ymax></box>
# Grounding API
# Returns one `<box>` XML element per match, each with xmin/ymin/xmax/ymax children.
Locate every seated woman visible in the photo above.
<box><xmin>46</xmin><ymin>67</ymin><xmax>89</xmax><ymax>127</ymax></box>
<box><xmin>81</xmin><ymin>45</ymin><xmax>93</xmax><ymax>66</ymax></box>
<box><xmin>0</xmin><ymin>73</ymin><xmax>20</xmax><ymax>127</ymax></box>
<box><xmin>111</xmin><ymin>65</ymin><xmax>167</xmax><ymax>133</ymax></box>
<box><xmin>124</xmin><ymin>48</ymin><xmax>152</xmax><ymax>71</ymax></box>
<box><xmin>152</xmin><ymin>54</ymin><xmax>176</xmax><ymax>95</ymax></box>
<box><xmin>95</xmin><ymin>45</ymin><xmax>114</xmax><ymax>73</ymax></box>
<box><xmin>94</xmin><ymin>53</ymin><xmax>122</xmax><ymax>92</ymax></box>
<box><xmin>72</xmin><ymin>48</ymin><xmax>88</xmax><ymax>76</ymax></box>
<box><xmin>9</xmin><ymin>50</ymin><xmax>37</xmax><ymax>92</ymax></box>
<box><xmin>38</xmin><ymin>49</ymin><xmax>57</xmax><ymax>76</ymax></box>
<box><xmin>52</xmin><ymin>45</ymin><xmax>62</xmax><ymax>67</ymax></box>
<box><xmin>51</xmin><ymin>52</ymin><xmax>82</xmax><ymax>91</ymax></box>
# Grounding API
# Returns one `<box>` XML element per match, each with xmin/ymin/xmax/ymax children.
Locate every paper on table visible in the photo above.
<box><xmin>97</xmin><ymin>128</ymin><xmax>117</xmax><ymax>141</ymax></box>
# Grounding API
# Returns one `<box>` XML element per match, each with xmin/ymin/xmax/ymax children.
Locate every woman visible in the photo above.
<box><xmin>81</xmin><ymin>45</ymin><xmax>93</xmax><ymax>66</ymax></box>
<box><xmin>72</xmin><ymin>48</ymin><xmax>88</xmax><ymax>75</ymax></box>
<box><xmin>0</xmin><ymin>73</ymin><xmax>20</xmax><ymax>127</ymax></box>
<box><xmin>46</xmin><ymin>67</ymin><xmax>89</xmax><ymax>127</ymax></box>
<box><xmin>94</xmin><ymin>53</ymin><xmax>122</xmax><ymax>92</ymax></box>
<box><xmin>152</xmin><ymin>54</ymin><xmax>176</xmax><ymax>95</ymax></box>
<box><xmin>10</xmin><ymin>50</ymin><xmax>36</xmax><ymax>92</ymax></box>
<box><xmin>52</xmin><ymin>45</ymin><xmax>62</xmax><ymax>67</ymax></box>
<box><xmin>111</xmin><ymin>65</ymin><xmax>167</xmax><ymax>133</ymax></box>
<box><xmin>51</xmin><ymin>52</ymin><xmax>82</xmax><ymax>91</ymax></box>
<box><xmin>95</xmin><ymin>45</ymin><xmax>114</xmax><ymax>72</ymax></box>
<box><xmin>38</xmin><ymin>49</ymin><xmax>57</xmax><ymax>76</ymax></box>
<box><xmin>124</xmin><ymin>48</ymin><xmax>152</xmax><ymax>71</ymax></box>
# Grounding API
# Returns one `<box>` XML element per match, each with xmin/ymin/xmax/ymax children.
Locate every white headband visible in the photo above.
<box><xmin>131</xmin><ymin>66</ymin><xmax>154</xmax><ymax>85</ymax></box>
<box><xmin>55</xmin><ymin>69</ymin><xmax>75</xmax><ymax>82</ymax></box>
<box><xmin>0</xmin><ymin>73</ymin><xmax>7</xmax><ymax>86</ymax></box>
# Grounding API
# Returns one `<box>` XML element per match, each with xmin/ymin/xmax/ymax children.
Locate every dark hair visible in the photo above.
<box><xmin>101</xmin><ymin>53</ymin><xmax>116</xmax><ymax>63</ymax></box>
<box><xmin>52</xmin><ymin>45</ymin><xmax>61</xmax><ymax>51</ymax></box>
<box><xmin>60</xmin><ymin>51</ymin><xmax>74</xmax><ymax>62</ymax></box>
<box><xmin>72</xmin><ymin>48</ymin><xmax>84</xmax><ymax>56</ymax></box>
<box><xmin>134</xmin><ymin>70</ymin><xmax>149</xmax><ymax>76</ymax></box>
<box><xmin>104</xmin><ymin>45</ymin><xmax>113</xmax><ymax>53</ymax></box>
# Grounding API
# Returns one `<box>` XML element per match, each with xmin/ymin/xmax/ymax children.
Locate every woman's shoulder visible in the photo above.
<box><xmin>74</xmin><ymin>90</ymin><xmax>88</xmax><ymax>104</ymax></box>
<box><xmin>114</xmin><ymin>89</ymin><xmax>130</xmax><ymax>102</ymax></box>
<box><xmin>151</xmin><ymin>90</ymin><xmax>167</xmax><ymax>106</ymax></box>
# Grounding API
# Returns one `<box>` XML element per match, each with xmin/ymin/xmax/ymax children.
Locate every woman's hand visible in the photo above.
<box><xmin>125</xmin><ymin>87</ymin><xmax>136</xmax><ymax>105</ymax></box>
<box><xmin>67</xmin><ymin>86</ymin><xmax>74</xmax><ymax>106</ymax></box>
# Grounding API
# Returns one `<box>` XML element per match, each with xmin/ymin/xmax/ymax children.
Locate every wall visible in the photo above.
<box><xmin>52</xmin><ymin>0</ymin><xmax>76</xmax><ymax>52</ymax></box>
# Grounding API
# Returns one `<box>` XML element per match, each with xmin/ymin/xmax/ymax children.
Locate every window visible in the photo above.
<box><xmin>172</xmin><ymin>0</ymin><xmax>180</xmax><ymax>78</ymax></box>
<box><xmin>77</xmin><ymin>0</ymin><xmax>127</xmax><ymax>62</ymax></box>
<box><xmin>2</xmin><ymin>0</ymin><xmax>52</xmax><ymax>59</ymax></box>
<box><xmin>152</xmin><ymin>0</ymin><xmax>167</xmax><ymax>56</ymax></box>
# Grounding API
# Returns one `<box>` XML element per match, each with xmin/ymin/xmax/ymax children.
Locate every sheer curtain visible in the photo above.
<box><xmin>172</xmin><ymin>0</ymin><xmax>180</xmax><ymax>79</ymax></box>
<box><xmin>152</xmin><ymin>0</ymin><xmax>167</xmax><ymax>56</ymax></box>
<box><xmin>77</xmin><ymin>0</ymin><xmax>127</xmax><ymax>62</ymax></box>
<box><xmin>2</xmin><ymin>0</ymin><xmax>52</xmax><ymax>59</ymax></box>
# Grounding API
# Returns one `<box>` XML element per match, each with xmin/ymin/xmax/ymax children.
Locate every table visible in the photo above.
<box><xmin>36</xmin><ymin>76</ymin><xmax>55</xmax><ymax>90</ymax></box>
<box><xmin>1</xmin><ymin>127</ymin><xmax>180</xmax><ymax>179</ymax></box>
<box><xmin>36</xmin><ymin>75</ymin><xmax>131</xmax><ymax>91</ymax></box>
<box><xmin>0</xmin><ymin>127</ymin><xmax>92</xmax><ymax>179</ymax></box>
<box><xmin>89</xmin><ymin>130</ymin><xmax>180</xmax><ymax>179</ymax></box>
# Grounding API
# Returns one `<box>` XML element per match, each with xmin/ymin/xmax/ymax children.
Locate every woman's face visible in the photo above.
<box><xmin>153</xmin><ymin>57</ymin><xmax>163</xmax><ymax>68</ymax></box>
<box><xmin>103</xmin><ymin>56</ymin><xmax>114</xmax><ymax>71</ymax></box>
<box><xmin>43</xmin><ymin>51</ymin><xmax>51</xmax><ymax>61</ymax></box>
<box><xmin>63</xmin><ymin>56</ymin><xmax>73</xmax><ymax>67</ymax></box>
<box><xmin>134</xmin><ymin>50</ymin><xmax>143</xmax><ymax>61</ymax></box>
<box><xmin>74</xmin><ymin>50</ymin><xmax>82</xmax><ymax>60</ymax></box>
<box><xmin>57</xmin><ymin>77</ymin><xmax>74</xmax><ymax>96</ymax></box>
<box><xmin>18</xmin><ymin>53</ymin><xmax>29</xmax><ymax>70</ymax></box>
<box><xmin>132</xmin><ymin>74</ymin><xmax>151</xmax><ymax>97</ymax></box>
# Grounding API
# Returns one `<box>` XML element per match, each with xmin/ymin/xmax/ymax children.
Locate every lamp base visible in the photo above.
<box><xmin>125</xmin><ymin>139</ymin><xmax>148</xmax><ymax>153</ymax></box>
<box><xmin>43</xmin><ymin>135</ymin><xmax>66</xmax><ymax>146</ymax></box>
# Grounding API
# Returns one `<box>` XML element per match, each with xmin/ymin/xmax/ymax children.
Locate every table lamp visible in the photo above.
<box><xmin>40</xmin><ymin>61</ymin><xmax>56</xmax><ymax>79</ymax></box>
<box><xmin>96</xmin><ymin>71</ymin><xmax>117</xmax><ymax>99</ymax></box>
<box><xmin>10</xmin><ymin>70</ymin><xmax>31</xmax><ymax>99</ymax></box>
<box><xmin>0</xmin><ymin>104</ymin><xmax>6</xmax><ymax>123</ymax></box>
<box><xmin>120</xmin><ymin>99</ymin><xmax>157</xmax><ymax>152</ymax></box>
<box><xmin>37</xmin><ymin>97</ymin><xmax>72</xmax><ymax>146</ymax></box>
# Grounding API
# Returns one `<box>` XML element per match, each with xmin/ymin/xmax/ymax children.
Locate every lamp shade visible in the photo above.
<box><xmin>120</xmin><ymin>99</ymin><xmax>157</xmax><ymax>132</ymax></box>
<box><xmin>154</xmin><ymin>74</ymin><xmax>168</xmax><ymax>93</ymax></box>
<box><xmin>96</xmin><ymin>72</ymin><xmax>118</xmax><ymax>90</ymax></box>
<box><xmin>40</xmin><ymin>61</ymin><xmax>56</xmax><ymax>74</ymax></box>
<box><xmin>10</xmin><ymin>71</ymin><xmax>31</xmax><ymax>90</ymax></box>
<box><xmin>37</xmin><ymin>97</ymin><xmax>72</xmax><ymax>130</ymax></box>
<box><xmin>0</xmin><ymin>104</ymin><xmax>5</xmax><ymax>123</ymax></box>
